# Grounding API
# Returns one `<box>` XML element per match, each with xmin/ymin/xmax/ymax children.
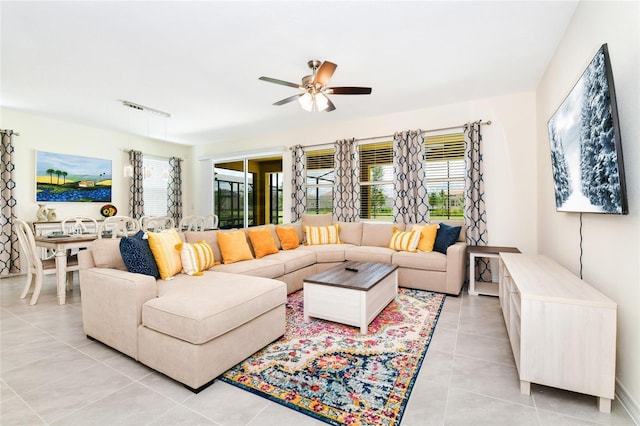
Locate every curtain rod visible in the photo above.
<box><xmin>121</xmin><ymin>149</ymin><xmax>182</xmax><ymax>161</ymax></box>
<box><xmin>290</xmin><ymin>120</ymin><xmax>492</xmax><ymax>150</ymax></box>
<box><xmin>1</xmin><ymin>129</ymin><xmax>20</xmax><ymax>136</ymax></box>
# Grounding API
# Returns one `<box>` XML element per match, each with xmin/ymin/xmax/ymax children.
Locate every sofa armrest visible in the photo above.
<box><xmin>79</xmin><ymin>267</ymin><xmax>157</xmax><ymax>359</ymax></box>
<box><xmin>78</xmin><ymin>248</ymin><xmax>96</xmax><ymax>269</ymax></box>
<box><xmin>445</xmin><ymin>241</ymin><xmax>467</xmax><ymax>295</ymax></box>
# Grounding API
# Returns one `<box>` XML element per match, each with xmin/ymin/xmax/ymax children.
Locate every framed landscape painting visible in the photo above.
<box><xmin>35</xmin><ymin>151</ymin><xmax>112</xmax><ymax>202</ymax></box>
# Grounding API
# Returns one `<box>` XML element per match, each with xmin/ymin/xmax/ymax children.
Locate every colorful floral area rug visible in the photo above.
<box><xmin>221</xmin><ymin>288</ymin><xmax>446</xmax><ymax>425</ymax></box>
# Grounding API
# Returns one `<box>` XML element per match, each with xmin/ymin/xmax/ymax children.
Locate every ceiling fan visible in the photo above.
<box><xmin>259</xmin><ymin>60</ymin><xmax>372</xmax><ymax>112</ymax></box>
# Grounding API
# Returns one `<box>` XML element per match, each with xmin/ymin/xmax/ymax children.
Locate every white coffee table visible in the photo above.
<box><xmin>303</xmin><ymin>261</ymin><xmax>398</xmax><ymax>334</ymax></box>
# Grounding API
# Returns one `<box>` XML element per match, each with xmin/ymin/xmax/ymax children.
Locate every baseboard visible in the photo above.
<box><xmin>616</xmin><ymin>378</ymin><xmax>640</xmax><ymax>425</ymax></box>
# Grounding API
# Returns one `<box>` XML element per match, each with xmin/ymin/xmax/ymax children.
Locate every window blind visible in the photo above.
<box><xmin>142</xmin><ymin>157</ymin><xmax>169</xmax><ymax>216</ymax></box>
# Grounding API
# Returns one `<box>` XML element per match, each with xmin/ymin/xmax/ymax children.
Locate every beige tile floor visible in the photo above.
<box><xmin>0</xmin><ymin>274</ymin><xmax>634</xmax><ymax>425</ymax></box>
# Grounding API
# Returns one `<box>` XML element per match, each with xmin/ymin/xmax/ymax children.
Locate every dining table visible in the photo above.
<box><xmin>34</xmin><ymin>233</ymin><xmax>98</xmax><ymax>305</ymax></box>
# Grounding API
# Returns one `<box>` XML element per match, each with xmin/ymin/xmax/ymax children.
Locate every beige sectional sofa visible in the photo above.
<box><xmin>78</xmin><ymin>215</ymin><xmax>466</xmax><ymax>390</ymax></box>
<box><xmin>183</xmin><ymin>215</ymin><xmax>466</xmax><ymax>295</ymax></box>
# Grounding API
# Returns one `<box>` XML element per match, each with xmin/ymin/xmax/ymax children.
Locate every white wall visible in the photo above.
<box><xmin>536</xmin><ymin>0</ymin><xmax>639</xmax><ymax>416</ymax></box>
<box><xmin>1</xmin><ymin>107</ymin><xmax>192</xmax><ymax>222</ymax></box>
<box><xmin>194</xmin><ymin>91</ymin><xmax>539</xmax><ymax>253</ymax></box>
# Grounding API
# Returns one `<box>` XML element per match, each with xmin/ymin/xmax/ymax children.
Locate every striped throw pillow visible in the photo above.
<box><xmin>177</xmin><ymin>241</ymin><xmax>215</xmax><ymax>276</ymax></box>
<box><xmin>388</xmin><ymin>228</ymin><xmax>421</xmax><ymax>252</ymax></box>
<box><xmin>304</xmin><ymin>225</ymin><xmax>341</xmax><ymax>245</ymax></box>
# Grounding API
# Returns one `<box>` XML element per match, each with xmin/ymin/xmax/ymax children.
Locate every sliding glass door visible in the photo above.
<box><xmin>213</xmin><ymin>155</ymin><xmax>282</xmax><ymax>229</ymax></box>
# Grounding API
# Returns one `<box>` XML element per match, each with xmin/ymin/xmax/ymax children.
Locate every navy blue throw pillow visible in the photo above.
<box><xmin>119</xmin><ymin>231</ymin><xmax>160</xmax><ymax>279</ymax></box>
<box><xmin>433</xmin><ymin>223</ymin><xmax>462</xmax><ymax>254</ymax></box>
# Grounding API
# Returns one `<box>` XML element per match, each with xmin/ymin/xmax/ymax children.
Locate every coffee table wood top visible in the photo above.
<box><xmin>304</xmin><ymin>261</ymin><xmax>398</xmax><ymax>291</ymax></box>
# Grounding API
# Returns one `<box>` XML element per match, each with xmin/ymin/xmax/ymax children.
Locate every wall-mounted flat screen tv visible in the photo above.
<box><xmin>547</xmin><ymin>43</ymin><xmax>628</xmax><ymax>214</ymax></box>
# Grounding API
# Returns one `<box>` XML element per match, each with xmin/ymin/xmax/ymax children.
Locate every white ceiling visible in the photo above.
<box><xmin>1</xmin><ymin>1</ymin><xmax>578</xmax><ymax>146</ymax></box>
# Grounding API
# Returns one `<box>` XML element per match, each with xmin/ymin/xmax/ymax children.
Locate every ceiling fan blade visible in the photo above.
<box><xmin>273</xmin><ymin>94</ymin><xmax>302</xmax><ymax>106</ymax></box>
<box><xmin>259</xmin><ymin>76</ymin><xmax>301</xmax><ymax>89</ymax></box>
<box><xmin>323</xmin><ymin>97</ymin><xmax>336</xmax><ymax>112</ymax></box>
<box><xmin>312</xmin><ymin>61</ymin><xmax>337</xmax><ymax>87</ymax></box>
<box><xmin>326</xmin><ymin>87</ymin><xmax>372</xmax><ymax>95</ymax></box>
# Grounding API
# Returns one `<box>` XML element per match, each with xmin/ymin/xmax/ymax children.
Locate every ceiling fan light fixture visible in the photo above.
<box><xmin>298</xmin><ymin>92</ymin><xmax>314</xmax><ymax>112</ymax></box>
<box><xmin>261</xmin><ymin>60</ymin><xmax>371</xmax><ymax>112</ymax></box>
<box><xmin>314</xmin><ymin>93</ymin><xmax>329</xmax><ymax>111</ymax></box>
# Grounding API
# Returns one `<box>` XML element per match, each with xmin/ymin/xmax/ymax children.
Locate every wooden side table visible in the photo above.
<box><xmin>468</xmin><ymin>245</ymin><xmax>520</xmax><ymax>296</ymax></box>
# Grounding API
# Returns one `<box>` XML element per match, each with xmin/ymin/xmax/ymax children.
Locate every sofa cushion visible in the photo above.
<box><xmin>247</xmin><ymin>226</ymin><xmax>279</xmax><ymax>258</ymax></box>
<box><xmin>392</xmin><ymin>250</ymin><xmax>447</xmax><ymax>272</ymax></box>
<box><xmin>434</xmin><ymin>222</ymin><xmax>462</xmax><ymax>254</ymax></box>
<box><xmin>147</xmin><ymin>229</ymin><xmax>183</xmax><ymax>280</ymax></box>
<box><xmin>218</xmin><ymin>230</ymin><xmax>254</xmax><ymax>264</ymax></box>
<box><xmin>184</xmin><ymin>230</ymin><xmax>222</xmax><ymax>261</ymax></box>
<box><xmin>262</xmin><ymin>249</ymin><xmax>316</xmax><ymax>274</ymax></box>
<box><xmin>301</xmin><ymin>213</ymin><xmax>333</xmax><ymax>227</ymax></box>
<box><xmin>177</xmin><ymin>241</ymin><xmax>216</xmax><ymax>276</ymax></box>
<box><xmin>90</xmin><ymin>238</ymin><xmax>127</xmax><ymax>271</ymax></box>
<box><xmin>275</xmin><ymin>226</ymin><xmax>300</xmax><ymax>250</ymax></box>
<box><xmin>295</xmin><ymin>244</ymin><xmax>353</xmax><ymax>263</ymax></box>
<box><xmin>361</xmin><ymin>222</ymin><xmax>404</xmax><ymax>247</ymax></box>
<box><xmin>119</xmin><ymin>231</ymin><xmax>160</xmax><ymax>278</ymax></box>
<box><xmin>144</xmin><ymin>272</ymin><xmax>286</xmax><ymax>345</ymax></box>
<box><xmin>212</xmin><ymin>258</ymin><xmax>284</xmax><ymax>278</ymax></box>
<box><xmin>336</xmin><ymin>221</ymin><xmax>363</xmax><ymax>246</ymax></box>
<box><xmin>345</xmin><ymin>246</ymin><xmax>395</xmax><ymax>264</ymax></box>
<box><xmin>304</xmin><ymin>225</ymin><xmax>341</xmax><ymax>245</ymax></box>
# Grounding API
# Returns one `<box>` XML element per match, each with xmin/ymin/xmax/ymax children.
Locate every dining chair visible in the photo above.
<box><xmin>204</xmin><ymin>214</ymin><xmax>219</xmax><ymax>230</ymax></box>
<box><xmin>179</xmin><ymin>215</ymin><xmax>206</xmax><ymax>231</ymax></box>
<box><xmin>98</xmin><ymin>216</ymin><xmax>140</xmax><ymax>238</ymax></box>
<box><xmin>15</xmin><ymin>219</ymin><xmax>77</xmax><ymax>305</ymax></box>
<box><xmin>140</xmin><ymin>216</ymin><xmax>175</xmax><ymax>232</ymax></box>
<box><xmin>61</xmin><ymin>216</ymin><xmax>99</xmax><ymax>235</ymax></box>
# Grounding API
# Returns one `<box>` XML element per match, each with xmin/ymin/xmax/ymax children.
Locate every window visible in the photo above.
<box><xmin>424</xmin><ymin>133</ymin><xmax>465</xmax><ymax>220</ymax></box>
<box><xmin>359</xmin><ymin>141</ymin><xmax>394</xmax><ymax>221</ymax></box>
<box><xmin>142</xmin><ymin>156</ymin><xmax>169</xmax><ymax>216</ymax></box>
<box><xmin>305</xmin><ymin>149</ymin><xmax>334</xmax><ymax>215</ymax></box>
<box><xmin>267</xmin><ymin>172</ymin><xmax>283</xmax><ymax>224</ymax></box>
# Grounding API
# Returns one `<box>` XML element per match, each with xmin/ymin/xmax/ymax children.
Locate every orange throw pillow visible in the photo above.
<box><xmin>217</xmin><ymin>230</ymin><xmax>254</xmax><ymax>264</ymax></box>
<box><xmin>247</xmin><ymin>227</ymin><xmax>279</xmax><ymax>258</ymax></box>
<box><xmin>275</xmin><ymin>226</ymin><xmax>300</xmax><ymax>250</ymax></box>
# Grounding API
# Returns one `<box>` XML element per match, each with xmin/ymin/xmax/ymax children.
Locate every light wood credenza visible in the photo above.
<box><xmin>498</xmin><ymin>253</ymin><xmax>617</xmax><ymax>413</ymax></box>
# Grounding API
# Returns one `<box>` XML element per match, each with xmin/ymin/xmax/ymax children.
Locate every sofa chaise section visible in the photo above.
<box><xmin>138</xmin><ymin>272</ymin><xmax>285</xmax><ymax>390</ymax></box>
<box><xmin>78</xmin><ymin>241</ymin><xmax>287</xmax><ymax>391</ymax></box>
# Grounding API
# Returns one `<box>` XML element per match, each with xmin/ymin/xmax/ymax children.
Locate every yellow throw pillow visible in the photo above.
<box><xmin>388</xmin><ymin>228</ymin><xmax>421</xmax><ymax>252</ymax></box>
<box><xmin>275</xmin><ymin>226</ymin><xmax>300</xmax><ymax>250</ymax></box>
<box><xmin>412</xmin><ymin>224</ymin><xmax>440</xmax><ymax>252</ymax></box>
<box><xmin>247</xmin><ymin>227</ymin><xmax>279</xmax><ymax>258</ymax></box>
<box><xmin>304</xmin><ymin>225</ymin><xmax>341</xmax><ymax>245</ymax></box>
<box><xmin>176</xmin><ymin>241</ymin><xmax>215</xmax><ymax>276</ymax></box>
<box><xmin>147</xmin><ymin>228</ymin><xmax>183</xmax><ymax>279</ymax></box>
<box><xmin>217</xmin><ymin>230</ymin><xmax>254</xmax><ymax>264</ymax></box>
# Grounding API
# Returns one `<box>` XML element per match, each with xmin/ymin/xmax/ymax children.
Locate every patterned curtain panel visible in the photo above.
<box><xmin>0</xmin><ymin>130</ymin><xmax>19</xmax><ymax>276</ymax></box>
<box><xmin>291</xmin><ymin>145</ymin><xmax>306</xmax><ymax>223</ymax></box>
<box><xmin>392</xmin><ymin>130</ymin><xmax>430</xmax><ymax>224</ymax></box>
<box><xmin>168</xmin><ymin>157</ymin><xmax>183</xmax><ymax>225</ymax></box>
<box><xmin>333</xmin><ymin>138</ymin><xmax>360</xmax><ymax>222</ymax></box>
<box><xmin>128</xmin><ymin>150</ymin><xmax>145</xmax><ymax>219</ymax></box>
<box><xmin>464</xmin><ymin>121</ymin><xmax>491</xmax><ymax>281</ymax></box>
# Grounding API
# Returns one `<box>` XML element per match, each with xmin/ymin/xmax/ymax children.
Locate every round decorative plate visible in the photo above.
<box><xmin>100</xmin><ymin>204</ymin><xmax>117</xmax><ymax>217</ymax></box>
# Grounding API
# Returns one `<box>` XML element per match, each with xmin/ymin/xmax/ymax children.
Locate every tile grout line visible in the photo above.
<box><xmin>441</xmin><ymin>291</ymin><xmax>464</xmax><ymax>425</ymax></box>
<box><xmin>0</xmin><ymin>380</ymin><xmax>48</xmax><ymax>425</ymax></box>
